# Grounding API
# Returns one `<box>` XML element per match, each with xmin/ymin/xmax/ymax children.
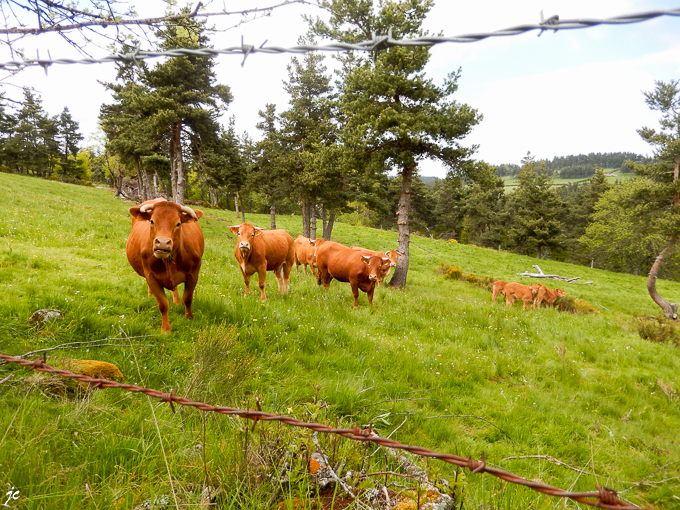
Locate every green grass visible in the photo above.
<box><xmin>0</xmin><ymin>172</ymin><xmax>679</xmax><ymax>509</ymax></box>
<box><xmin>502</xmin><ymin>170</ymin><xmax>637</xmax><ymax>189</ymax></box>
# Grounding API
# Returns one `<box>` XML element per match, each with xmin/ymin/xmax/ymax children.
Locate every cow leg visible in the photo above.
<box><xmin>147</xmin><ymin>277</ymin><xmax>172</xmax><ymax>334</ymax></box>
<box><xmin>282</xmin><ymin>262</ymin><xmax>292</xmax><ymax>294</ymax></box>
<box><xmin>309</xmin><ymin>263</ymin><xmax>316</xmax><ymax>277</ymax></box>
<box><xmin>181</xmin><ymin>275</ymin><xmax>198</xmax><ymax>319</ymax></box>
<box><xmin>241</xmin><ymin>268</ymin><xmax>251</xmax><ymax>296</ymax></box>
<box><xmin>350</xmin><ymin>282</ymin><xmax>359</xmax><ymax>308</ymax></box>
<box><xmin>274</xmin><ymin>267</ymin><xmax>284</xmax><ymax>294</ymax></box>
<box><xmin>367</xmin><ymin>285</ymin><xmax>375</xmax><ymax>306</ymax></box>
<box><xmin>257</xmin><ymin>267</ymin><xmax>267</xmax><ymax>301</ymax></box>
<box><xmin>171</xmin><ymin>286</ymin><xmax>181</xmax><ymax>304</ymax></box>
<box><xmin>506</xmin><ymin>295</ymin><xmax>515</xmax><ymax>307</ymax></box>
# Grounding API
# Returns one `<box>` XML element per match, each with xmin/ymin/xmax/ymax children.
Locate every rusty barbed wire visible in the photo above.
<box><xmin>0</xmin><ymin>7</ymin><xmax>679</xmax><ymax>70</ymax></box>
<box><xmin>0</xmin><ymin>353</ymin><xmax>650</xmax><ymax>510</ymax></box>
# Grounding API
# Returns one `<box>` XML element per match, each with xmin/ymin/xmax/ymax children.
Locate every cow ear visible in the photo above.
<box><xmin>310</xmin><ymin>239</ymin><xmax>316</xmax><ymax>245</ymax></box>
<box><xmin>229</xmin><ymin>226</ymin><xmax>240</xmax><ymax>235</ymax></box>
<box><xmin>254</xmin><ymin>228</ymin><xmax>264</xmax><ymax>236</ymax></box>
<box><xmin>129</xmin><ymin>206</ymin><xmax>151</xmax><ymax>221</ymax></box>
<box><xmin>181</xmin><ymin>209</ymin><xmax>204</xmax><ymax>223</ymax></box>
<box><xmin>361</xmin><ymin>255</ymin><xmax>370</xmax><ymax>265</ymax></box>
<box><xmin>396</xmin><ymin>252</ymin><xmax>404</xmax><ymax>258</ymax></box>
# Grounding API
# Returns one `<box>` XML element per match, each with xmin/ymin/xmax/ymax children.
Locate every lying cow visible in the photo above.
<box><xmin>229</xmin><ymin>223</ymin><xmax>295</xmax><ymax>301</ymax></box>
<box><xmin>126</xmin><ymin>199</ymin><xmax>205</xmax><ymax>334</ymax></box>
<box><xmin>294</xmin><ymin>236</ymin><xmax>317</xmax><ymax>275</ymax></box>
<box><xmin>530</xmin><ymin>284</ymin><xmax>565</xmax><ymax>308</ymax></box>
<box><xmin>350</xmin><ymin>246</ymin><xmax>402</xmax><ymax>285</ymax></box>
<box><xmin>491</xmin><ymin>280</ymin><xmax>508</xmax><ymax>303</ymax></box>
<box><xmin>315</xmin><ymin>241</ymin><xmax>391</xmax><ymax>308</ymax></box>
<box><xmin>503</xmin><ymin>282</ymin><xmax>537</xmax><ymax>310</ymax></box>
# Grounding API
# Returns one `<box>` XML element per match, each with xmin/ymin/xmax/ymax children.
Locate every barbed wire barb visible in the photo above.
<box><xmin>0</xmin><ymin>7</ymin><xmax>678</xmax><ymax>69</ymax></box>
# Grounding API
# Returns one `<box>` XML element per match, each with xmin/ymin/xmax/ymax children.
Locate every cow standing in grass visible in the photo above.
<box><xmin>294</xmin><ymin>236</ymin><xmax>318</xmax><ymax>275</ymax></box>
<box><xmin>126</xmin><ymin>199</ymin><xmax>205</xmax><ymax>334</ymax></box>
<box><xmin>503</xmin><ymin>282</ymin><xmax>537</xmax><ymax>310</ymax></box>
<box><xmin>315</xmin><ymin>241</ymin><xmax>391</xmax><ymax>308</ymax></box>
<box><xmin>491</xmin><ymin>280</ymin><xmax>508</xmax><ymax>303</ymax></box>
<box><xmin>229</xmin><ymin>223</ymin><xmax>294</xmax><ymax>301</ymax></box>
<box><xmin>350</xmin><ymin>246</ymin><xmax>402</xmax><ymax>286</ymax></box>
<box><xmin>530</xmin><ymin>284</ymin><xmax>565</xmax><ymax>308</ymax></box>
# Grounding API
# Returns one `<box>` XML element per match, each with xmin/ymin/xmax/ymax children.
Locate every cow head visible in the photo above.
<box><xmin>310</xmin><ymin>238</ymin><xmax>326</xmax><ymax>268</ymax></box>
<box><xmin>362</xmin><ymin>255</ymin><xmax>391</xmax><ymax>281</ymax></box>
<box><xmin>555</xmin><ymin>289</ymin><xmax>565</xmax><ymax>298</ymax></box>
<box><xmin>385</xmin><ymin>250</ymin><xmax>403</xmax><ymax>267</ymax></box>
<box><xmin>129</xmin><ymin>201</ymin><xmax>203</xmax><ymax>260</ymax></box>
<box><xmin>229</xmin><ymin>223</ymin><xmax>264</xmax><ymax>257</ymax></box>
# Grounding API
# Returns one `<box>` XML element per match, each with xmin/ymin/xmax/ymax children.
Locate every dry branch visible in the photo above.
<box><xmin>516</xmin><ymin>264</ymin><xmax>585</xmax><ymax>283</ymax></box>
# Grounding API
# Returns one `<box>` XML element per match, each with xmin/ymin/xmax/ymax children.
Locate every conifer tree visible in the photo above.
<box><xmin>307</xmin><ymin>0</ymin><xmax>480</xmax><ymax>286</ymax></box>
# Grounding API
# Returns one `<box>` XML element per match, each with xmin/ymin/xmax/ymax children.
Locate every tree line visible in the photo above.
<box><xmin>1</xmin><ymin>1</ymin><xmax>678</xmax><ymax>297</ymax></box>
<box><xmin>495</xmin><ymin>152</ymin><xmax>656</xmax><ymax>178</ymax></box>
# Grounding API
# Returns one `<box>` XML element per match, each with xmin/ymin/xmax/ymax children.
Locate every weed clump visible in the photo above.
<box><xmin>637</xmin><ymin>317</ymin><xmax>680</xmax><ymax>347</ymax></box>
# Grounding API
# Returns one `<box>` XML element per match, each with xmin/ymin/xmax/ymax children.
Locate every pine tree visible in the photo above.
<box><xmin>55</xmin><ymin>107</ymin><xmax>84</xmax><ymax>178</ymax></box>
<box><xmin>505</xmin><ymin>154</ymin><xmax>566</xmax><ymax>259</ymax></box>
<box><xmin>307</xmin><ymin>0</ymin><xmax>480</xmax><ymax>286</ymax></box>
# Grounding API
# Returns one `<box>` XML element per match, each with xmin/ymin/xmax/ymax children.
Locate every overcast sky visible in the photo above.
<box><xmin>2</xmin><ymin>0</ymin><xmax>680</xmax><ymax>177</ymax></box>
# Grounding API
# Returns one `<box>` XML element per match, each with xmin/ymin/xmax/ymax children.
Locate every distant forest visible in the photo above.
<box><xmin>495</xmin><ymin>152</ymin><xmax>656</xmax><ymax>179</ymax></box>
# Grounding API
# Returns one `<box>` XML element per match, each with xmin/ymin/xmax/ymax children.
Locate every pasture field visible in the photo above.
<box><xmin>502</xmin><ymin>171</ymin><xmax>637</xmax><ymax>189</ymax></box>
<box><xmin>0</xmin><ymin>172</ymin><xmax>679</xmax><ymax>509</ymax></box>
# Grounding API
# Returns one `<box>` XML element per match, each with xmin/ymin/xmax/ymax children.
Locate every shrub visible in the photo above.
<box><xmin>557</xmin><ymin>295</ymin><xmax>598</xmax><ymax>315</ymax></box>
<box><xmin>464</xmin><ymin>272</ymin><xmax>478</xmax><ymax>285</ymax></box>
<box><xmin>476</xmin><ymin>275</ymin><xmax>495</xmax><ymax>291</ymax></box>
<box><xmin>445</xmin><ymin>266</ymin><xmax>464</xmax><ymax>281</ymax></box>
<box><xmin>46</xmin><ymin>175</ymin><xmax>60</xmax><ymax>181</ymax></box>
<box><xmin>433</xmin><ymin>262</ymin><xmax>451</xmax><ymax>275</ymax></box>
<box><xmin>637</xmin><ymin>317</ymin><xmax>680</xmax><ymax>347</ymax></box>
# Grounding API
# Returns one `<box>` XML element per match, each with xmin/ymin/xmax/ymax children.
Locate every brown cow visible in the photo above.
<box><xmin>294</xmin><ymin>236</ymin><xmax>317</xmax><ymax>275</ymax></box>
<box><xmin>350</xmin><ymin>246</ymin><xmax>402</xmax><ymax>285</ymax></box>
<box><xmin>310</xmin><ymin>238</ymin><xmax>327</xmax><ymax>271</ymax></box>
<box><xmin>491</xmin><ymin>280</ymin><xmax>508</xmax><ymax>303</ymax></box>
<box><xmin>229</xmin><ymin>223</ymin><xmax>295</xmax><ymax>301</ymax></box>
<box><xmin>126</xmin><ymin>199</ymin><xmax>204</xmax><ymax>334</ymax></box>
<box><xmin>530</xmin><ymin>284</ymin><xmax>565</xmax><ymax>308</ymax></box>
<box><xmin>315</xmin><ymin>241</ymin><xmax>391</xmax><ymax>308</ymax></box>
<box><xmin>504</xmin><ymin>282</ymin><xmax>537</xmax><ymax>310</ymax></box>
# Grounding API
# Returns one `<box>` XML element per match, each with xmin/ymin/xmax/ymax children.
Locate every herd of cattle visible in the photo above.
<box><xmin>491</xmin><ymin>280</ymin><xmax>565</xmax><ymax>310</ymax></box>
<box><xmin>125</xmin><ymin>198</ymin><xmax>564</xmax><ymax>333</ymax></box>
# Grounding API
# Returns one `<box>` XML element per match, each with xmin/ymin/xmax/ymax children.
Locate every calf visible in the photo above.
<box><xmin>315</xmin><ymin>241</ymin><xmax>391</xmax><ymax>308</ymax></box>
<box><xmin>491</xmin><ymin>280</ymin><xmax>508</xmax><ymax>303</ymax></box>
<box><xmin>229</xmin><ymin>223</ymin><xmax>295</xmax><ymax>301</ymax></box>
<box><xmin>504</xmin><ymin>282</ymin><xmax>537</xmax><ymax>310</ymax></box>
<box><xmin>350</xmin><ymin>246</ymin><xmax>402</xmax><ymax>286</ymax></box>
<box><xmin>310</xmin><ymin>238</ymin><xmax>327</xmax><ymax>272</ymax></box>
<box><xmin>126</xmin><ymin>199</ymin><xmax>204</xmax><ymax>333</ymax></box>
<box><xmin>531</xmin><ymin>284</ymin><xmax>565</xmax><ymax>308</ymax></box>
<box><xmin>294</xmin><ymin>236</ymin><xmax>317</xmax><ymax>275</ymax></box>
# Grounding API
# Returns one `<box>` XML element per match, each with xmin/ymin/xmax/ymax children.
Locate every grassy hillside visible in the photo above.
<box><xmin>0</xmin><ymin>172</ymin><xmax>678</xmax><ymax>509</ymax></box>
<box><xmin>502</xmin><ymin>170</ymin><xmax>637</xmax><ymax>189</ymax></box>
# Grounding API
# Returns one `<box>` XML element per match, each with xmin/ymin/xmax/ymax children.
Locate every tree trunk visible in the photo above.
<box><xmin>234</xmin><ymin>195</ymin><xmax>240</xmax><ymax>218</ymax></box>
<box><xmin>153</xmin><ymin>171</ymin><xmax>160</xmax><ymax>197</ymax></box>
<box><xmin>170</xmin><ymin>121</ymin><xmax>185</xmax><ymax>205</ymax></box>
<box><xmin>237</xmin><ymin>186</ymin><xmax>246</xmax><ymax>222</ymax></box>
<box><xmin>324</xmin><ymin>210</ymin><xmax>335</xmax><ymax>241</ymax></box>
<box><xmin>647</xmin><ymin>236</ymin><xmax>678</xmax><ymax>320</ymax></box>
<box><xmin>321</xmin><ymin>204</ymin><xmax>327</xmax><ymax>236</ymax></box>
<box><xmin>311</xmin><ymin>201</ymin><xmax>317</xmax><ymax>240</ymax></box>
<box><xmin>389</xmin><ymin>163</ymin><xmax>414</xmax><ymax>288</ymax></box>
<box><xmin>270</xmin><ymin>204</ymin><xmax>277</xmax><ymax>230</ymax></box>
<box><xmin>301</xmin><ymin>196</ymin><xmax>311</xmax><ymax>238</ymax></box>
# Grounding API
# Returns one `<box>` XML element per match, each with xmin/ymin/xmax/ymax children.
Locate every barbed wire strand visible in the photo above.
<box><xmin>0</xmin><ymin>353</ymin><xmax>651</xmax><ymax>510</ymax></box>
<box><xmin>0</xmin><ymin>7</ymin><xmax>679</xmax><ymax>70</ymax></box>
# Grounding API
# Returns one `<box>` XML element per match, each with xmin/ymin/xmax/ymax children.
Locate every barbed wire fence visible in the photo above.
<box><xmin>0</xmin><ymin>7</ymin><xmax>679</xmax><ymax>70</ymax></box>
<box><xmin>0</xmin><ymin>353</ymin><xmax>654</xmax><ymax>510</ymax></box>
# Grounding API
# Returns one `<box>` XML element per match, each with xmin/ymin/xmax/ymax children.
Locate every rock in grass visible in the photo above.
<box><xmin>28</xmin><ymin>309</ymin><xmax>64</xmax><ymax>325</ymax></box>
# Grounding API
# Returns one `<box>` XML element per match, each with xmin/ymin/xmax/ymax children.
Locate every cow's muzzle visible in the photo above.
<box><xmin>368</xmin><ymin>274</ymin><xmax>378</xmax><ymax>281</ymax></box>
<box><xmin>154</xmin><ymin>238</ymin><xmax>173</xmax><ymax>258</ymax></box>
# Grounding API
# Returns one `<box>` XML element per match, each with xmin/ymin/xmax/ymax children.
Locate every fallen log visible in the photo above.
<box><xmin>515</xmin><ymin>265</ymin><xmax>588</xmax><ymax>283</ymax></box>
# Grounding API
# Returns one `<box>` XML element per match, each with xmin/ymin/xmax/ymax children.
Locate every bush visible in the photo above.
<box><xmin>637</xmin><ymin>317</ymin><xmax>680</xmax><ymax>347</ymax></box>
<box><xmin>445</xmin><ymin>266</ymin><xmax>464</xmax><ymax>280</ymax></box>
<box><xmin>464</xmin><ymin>272</ymin><xmax>478</xmax><ymax>285</ymax></box>
<box><xmin>557</xmin><ymin>295</ymin><xmax>598</xmax><ymax>315</ymax></box>
<box><xmin>432</xmin><ymin>262</ymin><xmax>451</xmax><ymax>275</ymax></box>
